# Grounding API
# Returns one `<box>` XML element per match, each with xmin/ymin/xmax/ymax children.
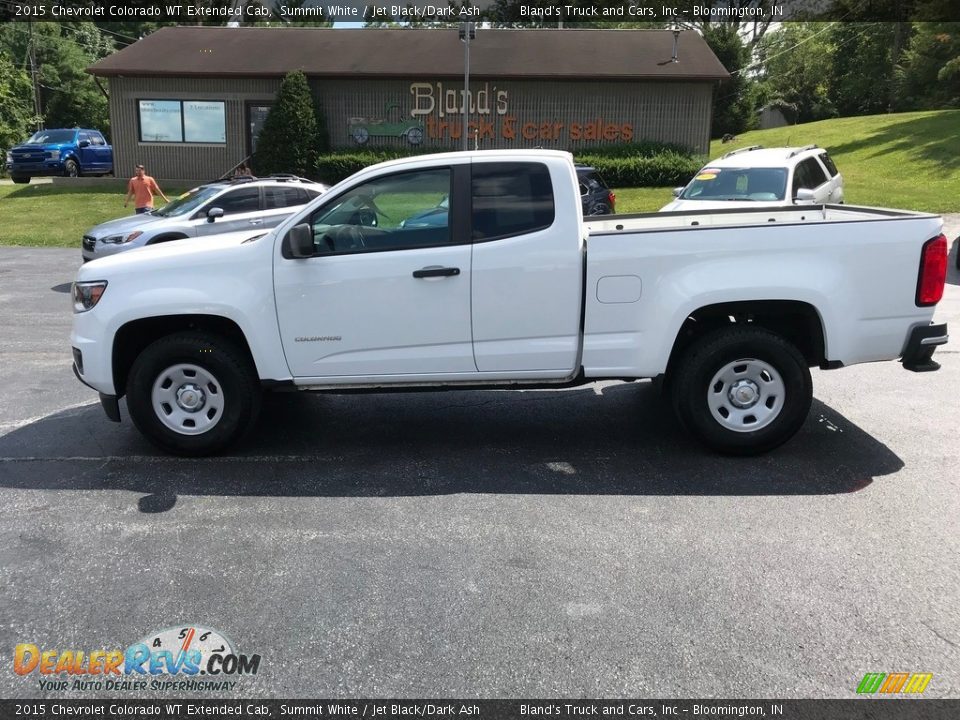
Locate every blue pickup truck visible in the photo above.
<box><xmin>6</xmin><ymin>128</ymin><xmax>113</xmax><ymax>183</ymax></box>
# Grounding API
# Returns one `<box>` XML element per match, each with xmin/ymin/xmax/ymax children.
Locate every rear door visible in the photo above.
<box><xmin>262</xmin><ymin>185</ymin><xmax>312</xmax><ymax>228</ymax></box>
<box><xmin>470</xmin><ymin>159</ymin><xmax>582</xmax><ymax>374</ymax></box>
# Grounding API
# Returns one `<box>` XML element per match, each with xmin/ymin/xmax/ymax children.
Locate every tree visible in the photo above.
<box><xmin>827</xmin><ymin>23</ymin><xmax>899</xmax><ymax>116</ymax></box>
<box><xmin>701</xmin><ymin>23</ymin><xmax>757</xmax><ymax>137</ymax></box>
<box><xmin>756</xmin><ymin>23</ymin><xmax>837</xmax><ymax>123</ymax></box>
<box><xmin>253</xmin><ymin>71</ymin><xmax>318</xmax><ymax>176</ymax></box>
<box><xmin>896</xmin><ymin>21</ymin><xmax>960</xmax><ymax>109</ymax></box>
<box><xmin>0</xmin><ymin>22</ymin><xmax>112</xmax><ymax>135</ymax></box>
<box><xmin>0</xmin><ymin>49</ymin><xmax>35</xmax><ymax>154</ymax></box>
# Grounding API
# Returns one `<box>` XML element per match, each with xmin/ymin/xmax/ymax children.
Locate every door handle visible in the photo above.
<box><xmin>413</xmin><ymin>266</ymin><xmax>460</xmax><ymax>279</ymax></box>
<box><xmin>248</xmin><ymin>219</ymin><xmax>263</xmax><ymax>225</ymax></box>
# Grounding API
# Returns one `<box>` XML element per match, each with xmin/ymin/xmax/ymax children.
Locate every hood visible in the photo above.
<box><xmin>86</xmin><ymin>213</ymin><xmax>165</xmax><ymax>239</ymax></box>
<box><xmin>78</xmin><ymin>229</ymin><xmax>272</xmax><ymax>278</ymax></box>
<box><xmin>11</xmin><ymin>141</ymin><xmax>74</xmax><ymax>153</ymax></box>
<box><xmin>659</xmin><ymin>199</ymin><xmax>791</xmax><ymax>213</ymax></box>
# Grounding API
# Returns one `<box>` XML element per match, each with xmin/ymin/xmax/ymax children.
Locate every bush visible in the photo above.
<box><xmin>314</xmin><ymin>147</ymin><xmax>432</xmax><ymax>184</ymax></box>
<box><xmin>314</xmin><ymin>144</ymin><xmax>705</xmax><ymax>188</ymax></box>
<box><xmin>574</xmin><ymin>152</ymin><xmax>705</xmax><ymax>187</ymax></box>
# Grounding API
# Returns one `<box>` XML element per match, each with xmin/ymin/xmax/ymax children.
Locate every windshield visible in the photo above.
<box><xmin>26</xmin><ymin>130</ymin><xmax>76</xmax><ymax>145</ymax></box>
<box><xmin>681</xmin><ymin>167</ymin><xmax>788</xmax><ymax>201</ymax></box>
<box><xmin>152</xmin><ymin>186</ymin><xmax>224</xmax><ymax>218</ymax></box>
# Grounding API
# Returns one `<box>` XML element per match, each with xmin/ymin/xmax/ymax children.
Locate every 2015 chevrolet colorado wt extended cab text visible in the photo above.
<box><xmin>70</xmin><ymin>150</ymin><xmax>949</xmax><ymax>456</ymax></box>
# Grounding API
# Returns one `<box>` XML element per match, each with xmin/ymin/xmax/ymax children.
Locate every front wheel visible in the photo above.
<box><xmin>671</xmin><ymin>327</ymin><xmax>812</xmax><ymax>455</ymax></box>
<box><xmin>64</xmin><ymin>159</ymin><xmax>80</xmax><ymax>177</ymax></box>
<box><xmin>126</xmin><ymin>332</ymin><xmax>261</xmax><ymax>456</ymax></box>
<box><xmin>11</xmin><ymin>175</ymin><xmax>29</xmax><ymax>184</ymax></box>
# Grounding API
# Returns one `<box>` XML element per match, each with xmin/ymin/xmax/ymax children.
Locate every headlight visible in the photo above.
<box><xmin>47</xmin><ymin>150</ymin><xmax>60</xmax><ymax>160</ymax></box>
<box><xmin>103</xmin><ymin>230</ymin><xmax>143</xmax><ymax>244</ymax></box>
<box><xmin>72</xmin><ymin>281</ymin><xmax>108</xmax><ymax>313</ymax></box>
<box><xmin>5</xmin><ymin>152</ymin><xmax>11</xmax><ymax>164</ymax></box>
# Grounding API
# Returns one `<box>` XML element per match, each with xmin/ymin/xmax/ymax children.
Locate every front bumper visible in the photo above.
<box><xmin>901</xmin><ymin>323</ymin><xmax>948</xmax><ymax>372</ymax></box>
<box><xmin>7</xmin><ymin>161</ymin><xmax>64</xmax><ymax>176</ymax></box>
<box><xmin>72</xmin><ymin>360</ymin><xmax>120</xmax><ymax>422</ymax></box>
<box><xmin>81</xmin><ymin>238</ymin><xmax>134</xmax><ymax>262</ymax></box>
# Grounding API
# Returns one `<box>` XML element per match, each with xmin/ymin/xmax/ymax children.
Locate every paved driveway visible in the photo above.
<box><xmin>0</xmin><ymin>221</ymin><xmax>958</xmax><ymax>699</ymax></box>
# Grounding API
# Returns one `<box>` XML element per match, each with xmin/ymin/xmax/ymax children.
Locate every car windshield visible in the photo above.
<box><xmin>26</xmin><ymin>130</ymin><xmax>76</xmax><ymax>144</ymax></box>
<box><xmin>681</xmin><ymin>167</ymin><xmax>788</xmax><ymax>201</ymax></box>
<box><xmin>152</xmin><ymin>186</ymin><xmax>224</xmax><ymax>218</ymax></box>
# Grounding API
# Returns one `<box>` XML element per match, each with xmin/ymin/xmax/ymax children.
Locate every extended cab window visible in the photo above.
<box><xmin>472</xmin><ymin>162</ymin><xmax>554</xmax><ymax>241</ymax></box>
<box><xmin>308</xmin><ymin>168</ymin><xmax>451</xmax><ymax>255</ymax></box>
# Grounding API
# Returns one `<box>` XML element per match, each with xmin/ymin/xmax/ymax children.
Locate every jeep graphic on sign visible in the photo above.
<box><xmin>347</xmin><ymin>103</ymin><xmax>424</xmax><ymax>146</ymax></box>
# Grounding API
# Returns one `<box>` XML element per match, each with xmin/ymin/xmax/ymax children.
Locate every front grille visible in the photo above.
<box><xmin>82</xmin><ymin>235</ymin><xmax>96</xmax><ymax>251</ymax></box>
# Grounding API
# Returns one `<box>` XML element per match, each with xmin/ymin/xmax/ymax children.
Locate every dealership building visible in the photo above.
<box><xmin>87</xmin><ymin>26</ymin><xmax>729</xmax><ymax>181</ymax></box>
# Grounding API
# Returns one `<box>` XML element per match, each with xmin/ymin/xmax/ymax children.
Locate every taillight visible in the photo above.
<box><xmin>608</xmin><ymin>190</ymin><xmax>616</xmax><ymax>210</ymax></box>
<box><xmin>916</xmin><ymin>234</ymin><xmax>947</xmax><ymax>306</ymax></box>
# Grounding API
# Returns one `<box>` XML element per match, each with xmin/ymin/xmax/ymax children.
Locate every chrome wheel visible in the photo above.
<box><xmin>151</xmin><ymin>363</ymin><xmax>224</xmax><ymax>435</ymax></box>
<box><xmin>706</xmin><ymin>358</ymin><xmax>784</xmax><ymax>433</ymax></box>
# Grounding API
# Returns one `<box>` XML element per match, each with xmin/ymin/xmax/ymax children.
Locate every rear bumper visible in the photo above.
<box><xmin>901</xmin><ymin>323</ymin><xmax>948</xmax><ymax>372</ymax></box>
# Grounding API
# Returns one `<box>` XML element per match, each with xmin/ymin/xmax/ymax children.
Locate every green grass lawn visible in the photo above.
<box><xmin>2</xmin><ymin>110</ymin><xmax>957</xmax><ymax>247</ymax></box>
<box><xmin>0</xmin><ymin>184</ymin><xmax>186</xmax><ymax>248</ymax></box>
<box><xmin>616</xmin><ymin>109</ymin><xmax>960</xmax><ymax>215</ymax></box>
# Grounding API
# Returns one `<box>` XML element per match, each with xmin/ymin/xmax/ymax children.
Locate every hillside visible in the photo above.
<box><xmin>708</xmin><ymin>110</ymin><xmax>960</xmax><ymax>214</ymax></box>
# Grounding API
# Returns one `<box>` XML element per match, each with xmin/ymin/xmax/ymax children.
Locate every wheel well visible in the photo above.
<box><xmin>146</xmin><ymin>233</ymin><xmax>189</xmax><ymax>245</ymax></box>
<box><xmin>112</xmin><ymin>315</ymin><xmax>255</xmax><ymax>397</ymax></box>
<box><xmin>666</xmin><ymin>301</ymin><xmax>827</xmax><ymax>375</ymax></box>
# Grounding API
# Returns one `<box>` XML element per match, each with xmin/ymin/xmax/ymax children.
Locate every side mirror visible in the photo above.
<box><xmin>283</xmin><ymin>223</ymin><xmax>314</xmax><ymax>259</ymax></box>
<box><xmin>672</xmin><ymin>187</ymin><xmax>684</xmax><ymax>198</ymax></box>
<box><xmin>794</xmin><ymin>188</ymin><xmax>815</xmax><ymax>203</ymax></box>
<box><xmin>78</xmin><ymin>140</ymin><xmax>90</xmax><ymax>148</ymax></box>
<box><xmin>206</xmin><ymin>207</ymin><xmax>224</xmax><ymax>222</ymax></box>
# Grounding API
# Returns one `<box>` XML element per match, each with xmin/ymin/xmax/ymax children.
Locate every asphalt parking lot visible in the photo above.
<box><xmin>1</xmin><ymin>225</ymin><xmax>959</xmax><ymax>700</ymax></box>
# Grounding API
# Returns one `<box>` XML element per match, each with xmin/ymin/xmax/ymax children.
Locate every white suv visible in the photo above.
<box><xmin>660</xmin><ymin>145</ymin><xmax>844</xmax><ymax>212</ymax></box>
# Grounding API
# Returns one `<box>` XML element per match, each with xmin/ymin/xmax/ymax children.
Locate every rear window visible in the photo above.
<box><xmin>264</xmin><ymin>186</ymin><xmax>309</xmax><ymax>209</ymax></box>
<box><xmin>471</xmin><ymin>162</ymin><xmax>555</xmax><ymax>241</ymax></box>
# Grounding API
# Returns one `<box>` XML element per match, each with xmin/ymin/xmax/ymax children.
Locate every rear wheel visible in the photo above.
<box><xmin>126</xmin><ymin>332</ymin><xmax>260</xmax><ymax>456</ymax></box>
<box><xmin>11</xmin><ymin>175</ymin><xmax>29</xmax><ymax>184</ymax></box>
<box><xmin>671</xmin><ymin>327</ymin><xmax>812</xmax><ymax>455</ymax></box>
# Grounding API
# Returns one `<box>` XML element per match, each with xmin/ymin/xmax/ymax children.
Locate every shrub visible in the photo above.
<box><xmin>314</xmin><ymin>144</ymin><xmax>705</xmax><ymax>188</ymax></box>
<box><xmin>574</xmin><ymin>152</ymin><xmax>705</xmax><ymax>188</ymax></box>
<box><xmin>253</xmin><ymin>71</ymin><xmax>317</xmax><ymax>177</ymax></box>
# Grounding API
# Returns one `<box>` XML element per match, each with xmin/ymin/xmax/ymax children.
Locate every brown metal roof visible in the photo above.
<box><xmin>88</xmin><ymin>26</ymin><xmax>730</xmax><ymax>81</ymax></box>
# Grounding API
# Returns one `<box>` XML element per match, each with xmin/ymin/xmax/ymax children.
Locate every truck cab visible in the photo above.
<box><xmin>6</xmin><ymin>128</ymin><xmax>113</xmax><ymax>183</ymax></box>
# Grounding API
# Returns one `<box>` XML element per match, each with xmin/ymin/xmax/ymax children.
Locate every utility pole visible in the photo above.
<box><xmin>459</xmin><ymin>22</ymin><xmax>475</xmax><ymax>152</ymax></box>
<box><xmin>28</xmin><ymin>19</ymin><xmax>42</xmax><ymax>130</ymax></box>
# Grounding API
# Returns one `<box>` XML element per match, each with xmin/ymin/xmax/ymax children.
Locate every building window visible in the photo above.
<box><xmin>246</xmin><ymin>103</ymin><xmax>273</xmax><ymax>154</ymax></box>
<box><xmin>138</xmin><ymin>100</ymin><xmax>226</xmax><ymax>144</ymax></box>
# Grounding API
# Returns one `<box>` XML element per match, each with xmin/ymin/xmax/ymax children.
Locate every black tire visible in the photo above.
<box><xmin>11</xmin><ymin>175</ymin><xmax>29</xmax><ymax>184</ymax></box>
<box><xmin>671</xmin><ymin>327</ymin><xmax>812</xmax><ymax>456</ymax></box>
<box><xmin>126</xmin><ymin>332</ymin><xmax>261</xmax><ymax>456</ymax></box>
<box><xmin>64</xmin><ymin>159</ymin><xmax>80</xmax><ymax>177</ymax></box>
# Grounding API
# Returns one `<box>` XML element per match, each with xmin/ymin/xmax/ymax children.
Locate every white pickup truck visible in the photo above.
<box><xmin>70</xmin><ymin>150</ymin><xmax>949</xmax><ymax>457</ymax></box>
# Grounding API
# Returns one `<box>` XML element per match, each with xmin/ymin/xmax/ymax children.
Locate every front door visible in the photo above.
<box><xmin>274</xmin><ymin>165</ymin><xmax>476</xmax><ymax>380</ymax></box>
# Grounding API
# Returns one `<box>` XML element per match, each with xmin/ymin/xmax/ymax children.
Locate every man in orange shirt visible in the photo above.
<box><xmin>124</xmin><ymin>164</ymin><xmax>169</xmax><ymax>214</ymax></box>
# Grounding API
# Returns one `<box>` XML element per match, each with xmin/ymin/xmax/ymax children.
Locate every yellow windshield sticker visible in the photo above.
<box><xmin>696</xmin><ymin>173</ymin><xmax>717</xmax><ymax>181</ymax></box>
